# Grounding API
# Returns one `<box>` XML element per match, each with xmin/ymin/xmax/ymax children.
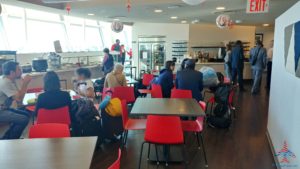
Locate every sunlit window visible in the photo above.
<box><xmin>66</xmin><ymin>24</ymin><xmax>84</xmax><ymax>51</ymax></box>
<box><xmin>26</xmin><ymin>9</ymin><xmax>60</xmax><ymax>22</ymax></box>
<box><xmin>85</xmin><ymin>26</ymin><xmax>103</xmax><ymax>51</ymax></box>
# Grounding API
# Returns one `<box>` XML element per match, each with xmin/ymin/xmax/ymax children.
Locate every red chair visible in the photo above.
<box><xmin>171</xmin><ymin>89</ymin><xmax>192</xmax><ymax>98</ymax></box>
<box><xmin>113</xmin><ymin>87</ymin><xmax>136</xmax><ymax>104</ymax></box>
<box><xmin>121</xmin><ymin>100</ymin><xmax>146</xmax><ymax>147</ymax></box>
<box><xmin>36</xmin><ymin>106</ymin><xmax>71</xmax><ymax>125</ymax></box>
<box><xmin>142</xmin><ymin>74</ymin><xmax>154</xmax><ymax>86</ymax></box>
<box><xmin>181</xmin><ymin>101</ymin><xmax>208</xmax><ymax>167</ymax></box>
<box><xmin>228</xmin><ymin>88</ymin><xmax>236</xmax><ymax>119</ymax></box>
<box><xmin>224</xmin><ymin>77</ymin><xmax>231</xmax><ymax>84</ymax></box>
<box><xmin>138</xmin><ymin>115</ymin><xmax>187</xmax><ymax>168</ymax></box>
<box><xmin>151</xmin><ymin>84</ymin><xmax>162</xmax><ymax>98</ymax></box>
<box><xmin>29</xmin><ymin>123</ymin><xmax>70</xmax><ymax>138</ymax></box>
<box><xmin>27</xmin><ymin>87</ymin><xmax>43</xmax><ymax>93</ymax></box>
<box><xmin>108</xmin><ymin>149</ymin><xmax>121</xmax><ymax>169</ymax></box>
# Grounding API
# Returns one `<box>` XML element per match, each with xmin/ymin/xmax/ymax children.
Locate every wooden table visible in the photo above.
<box><xmin>0</xmin><ymin>137</ymin><xmax>97</xmax><ymax>169</ymax></box>
<box><xmin>131</xmin><ymin>98</ymin><xmax>205</xmax><ymax>117</ymax></box>
<box><xmin>23</xmin><ymin>90</ymin><xmax>77</xmax><ymax>106</ymax></box>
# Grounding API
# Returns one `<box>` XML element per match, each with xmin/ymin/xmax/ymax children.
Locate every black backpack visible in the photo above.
<box><xmin>214</xmin><ymin>84</ymin><xmax>231</xmax><ymax>104</ymax></box>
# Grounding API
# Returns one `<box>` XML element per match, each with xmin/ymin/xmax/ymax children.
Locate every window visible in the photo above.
<box><xmin>3</xmin><ymin>16</ymin><xmax>26</xmax><ymax>51</ymax></box>
<box><xmin>26</xmin><ymin>9</ymin><xmax>60</xmax><ymax>22</ymax></box>
<box><xmin>85</xmin><ymin>26</ymin><xmax>103</xmax><ymax>51</ymax></box>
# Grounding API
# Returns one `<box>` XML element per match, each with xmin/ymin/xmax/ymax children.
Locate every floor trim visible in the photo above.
<box><xmin>266</xmin><ymin>129</ymin><xmax>281</xmax><ymax>169</ymax></box>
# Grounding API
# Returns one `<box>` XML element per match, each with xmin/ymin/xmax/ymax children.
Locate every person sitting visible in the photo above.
<box><xmin>102</xmin><ymin>48</ymin><xmax>114</xmax><ymax>75</ymax></box>
<box><xmin>152</xmin><ymin>61</ymin><xmax>175</xmax><ymax>98</ymax></box>
<box><xmin>0</xmin><ymin>61</ymin><xmax>31</xmax><ymax>139</ymax></box>
<box><xmin>176</xmin><ymin>59</ymin><xmax>203</xmax><ymax>101</ymax></box>
<box><xmin>35</xmin><ymin>71</ymin><xmax>71</xmax><ymax>113</ymax></box>
<box><xmin>104</xmin><ymin>64</ymin><xmax>127</xmax><ymax>88</ymax></box>
<box><xmin>75</xmin><ymin>68</ymin><xmax>95</xmax><ymax>99</ymax></box>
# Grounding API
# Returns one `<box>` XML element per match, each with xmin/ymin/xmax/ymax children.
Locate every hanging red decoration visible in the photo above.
<box><xmin>66</xmin><ymin>3</ymin><xmax>71</xmax><ymax>15</ymax></box>
<box><xmin>127</xmin><ymin>0</ymin><xmax>131</xmax><ymax>13</ymax></box>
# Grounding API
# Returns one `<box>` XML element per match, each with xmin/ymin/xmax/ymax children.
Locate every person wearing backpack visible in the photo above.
<box><xmin>250</xmin><ymin>40</ymin><xmax>267</xmax><ymax>94</ymax></box>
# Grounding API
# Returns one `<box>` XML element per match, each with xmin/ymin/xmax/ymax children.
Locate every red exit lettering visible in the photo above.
<box><xmin>249</xmin><ymin>0</ymin><xmax>267</xmax><ymax>12</ymax></box>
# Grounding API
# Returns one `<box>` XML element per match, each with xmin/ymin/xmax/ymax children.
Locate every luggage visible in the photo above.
<box><xmin>200</xmin><ymin>66</ymin><xmax>219</xmax><ymax>87</ymax></box>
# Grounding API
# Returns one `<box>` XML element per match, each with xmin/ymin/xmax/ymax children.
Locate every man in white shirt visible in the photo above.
<box><xmin>0</xmin><ymin>61</ymin><xmax>31</xmax><ymax>139</ymax></box>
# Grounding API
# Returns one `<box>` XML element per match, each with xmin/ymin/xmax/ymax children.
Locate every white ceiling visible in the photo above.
<box><xmin>19</xmin><ymin>0</ymin><xmax>299</xmax><ymax>25</ymax></box>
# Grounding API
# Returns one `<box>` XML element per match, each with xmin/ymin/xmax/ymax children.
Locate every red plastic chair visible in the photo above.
<box><xmin>151</xmin><ymin>84</ymin><xmax>163</xmax><ymax>98</ymax></box>
<box><xmin>29</xmin><ymin>123</ymin><xmax>70</xmax><ymax>138</ymax></box>
<box><xmin>171</xmin><ymin>89</ymin><xmax>192</xmax><ymax>98</ymax></box>
<box><xmin>36</xmin><ymin>106</ymin><xmax>71</xmax><ymax>125</ymax></box>
<box><xmin>121</xmin><ymin>100</ymin><xmax>146</xmax><ymax>147</ymax></box>
<box><xmin>142</xmin><ymin>74</ymin><xmax>154</xmax><ymax>86</ymax></box>
<box><xmin>113</xmin><ymin>87</ymin><xmax>136</xmax><ymax>104</ymax></box>
<box><xmin>27</xmin><ymin>87</ymin><xmax>43</xmax><ymax>93</ymax></box>
<box><xmin>181</xmin><ymin>101</ymin><xmax>208</xmax><ymax>167</ymax></box>
<box><xmin>138</xmin><ymin>115</ymin><xmax>187</xmax><ymax>168</ymax></box>
<box><xmin>108</xmin><ymin>149</ymin><xmax>121</xmax><ymax>169</ymax></box>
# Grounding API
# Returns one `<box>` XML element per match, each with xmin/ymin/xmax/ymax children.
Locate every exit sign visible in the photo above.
<box><xmin>246</xmin><ymin>0</ymin><xmax>269</xmax><ymax>13</ymax></box>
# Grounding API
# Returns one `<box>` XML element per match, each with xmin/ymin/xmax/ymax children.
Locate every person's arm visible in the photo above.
<box><xmin>11</xmin><ymin>75</ymin><xmax>32</xmax><ymax>102</ymax></box>
<box><xmin>104</xmin><ymin>76</ymin><xmax>109</xmax><ymax>88</ymax></box>
<box><xmin>111</xmin><ymin>44</ymin><xmax>115</xmax><ymax>51</ymax></box>
<box><xmin>263</xmin><ymin>49</ymin><xmax>268</xmax><ymax>69</ymax></box>
<box><xmin>122</xmin><ymin>76</ymin><xmax>127</xmax><ymax>87</ymax></box>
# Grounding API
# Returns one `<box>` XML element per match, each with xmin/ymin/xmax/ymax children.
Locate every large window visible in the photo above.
<box><xmin>0</xmin><ymin>4</ymin><xmax>132</xmax><ymax>53</ymax></box>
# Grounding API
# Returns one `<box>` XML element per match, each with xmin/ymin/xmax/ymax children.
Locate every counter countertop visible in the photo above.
<box><xmin>176</xmin><ymin>62</ymin><xmax>251</xmax><ymax>65</ymax></box>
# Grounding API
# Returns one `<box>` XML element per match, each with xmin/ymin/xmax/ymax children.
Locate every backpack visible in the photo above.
<box><xmin>214</xmin><ymin>84</ymin><xmax>231</xmax><ymax>104</ymax></box>
<box><xmin>105</xmin><ymin>98</ymin><xmax>122</xmax><ymax>117</ymax></box>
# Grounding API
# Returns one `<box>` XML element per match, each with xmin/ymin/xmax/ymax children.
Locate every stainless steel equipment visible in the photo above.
<box><xmin>138</xmin><ymin>36</ymin><xmax>166</xmax><ymax>74</ymax></box>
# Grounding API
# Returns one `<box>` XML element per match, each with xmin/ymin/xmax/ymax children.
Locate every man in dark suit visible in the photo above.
<box><xmin>176</xmin><ymin>59</ymin><xmax>203</xmax><ymax>101</ymax></box>
<box><xmin>230</xmin><ymin>40</ymin><xmax>245</xmax><ymax>91</ymax></box>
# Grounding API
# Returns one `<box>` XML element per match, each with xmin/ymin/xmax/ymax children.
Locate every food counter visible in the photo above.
<box><xmin>175</xmin><ymin>62</ymin><xmax>252</xmax><ymax>80</ymax></box>
<box><xmin>26</xmin><ymin>65</ymin><xmax>103</xmax><ymax>90</ymax></box>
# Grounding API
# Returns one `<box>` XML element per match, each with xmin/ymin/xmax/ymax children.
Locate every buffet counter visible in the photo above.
<box><xmin>175</xmin><ymin>62</ymin><xmax>252</xmax><ymax>80</ymax></box>
<box><xmin>27</xmin><ymin>65</ymin><xmax>103</xmax><ymax>90</ymax></box>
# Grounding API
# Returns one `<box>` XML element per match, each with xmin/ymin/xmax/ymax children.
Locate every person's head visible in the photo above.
<box><xmin>235</xmin><ymin>40</ymin><xmax>243</xmax><ymax>47</ymax></box>
<box><xmin>172</xmin><ymin>57</ymin><xmax>177</xmax><ymax>63</ymax></box>
<box><xmin>76</xmin><ymin>68</ymin><xmax>92</xmax><ymax>81</ymax></box>
<box><xmin>165</xmin><ymin>61</ymin><xmax>175</xmax><ymax>71</ymax></box>
<box><xmin>2</xmin><ymin>61</ymin><xmax>22</xmax><ymax>79</ymax></box>
<box><xmin>226</xmin><ymin>43</ymin><xmax>232</xmax><ymax>51</ymax></box>
<box><xmin>103</xmin><ymin>48</ymin><xmax>110</xmax><ymax>54</ymax></box>
<box><xmin>116</xmin><ymin>39</ymin><xmax>120</xmax><ymax>45</ymax></box>
<box><xmin>185</xmin><ymin>59</ymin><xmax>196</xmax><ymax>70</ymax></box>
<box><xmin>181</xmin><ymin>58</ymin><xmax>189</xmax><ymax>70</ymax></box>
<box><xmin>113</xmin><ymin>64</ymin><xmax>124</xmax><ymax>74</ymax></box>
<box><xmin>44</xmin><ymin>71</ymin><xmax>61</xmax><ymax>92</ymax></box>
<box><xmin>256</xmin><ymin>40</ymin><xmax>263</xmax><ymax>47</ymax></box>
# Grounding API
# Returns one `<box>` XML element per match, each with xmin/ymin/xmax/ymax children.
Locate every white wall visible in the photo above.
<box><xmin>268</xmin><ymin>1</ymin><xmax>300</xmax><ymax>168</ymax></box>
<box><xmin>132</xmin><ymin>23</ymin><xmax>189</xmax><ymax>68</ymax></box>
<box><xmin>256</xmin><ymin>26</ymin><xmax>275</xmax><ymax>48</ymax></box>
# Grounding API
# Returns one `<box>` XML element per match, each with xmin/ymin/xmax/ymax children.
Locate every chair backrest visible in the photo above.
<box><xmin>151</xmin><ymin>84</ymin><xmax>163</xmax><ymax>98</ymax></box>
<box><xmin>171</xmin><ymin>89</ymin><xmax>192</xmax><ymax>98</ymax></box>
<box><xmin>199</xmin><ymin>101</ymin><xmax>206</xmax><ymax>111</ymax></box>
<box><xmin>145</xmin><ymin>115</ymin><xmax>183</xmax><ymax>144</ymax></box>
<box><xmin>113</xmin><ymin>86</ymin><xmax>135</xmax><ymax>103</ymax></box>
<box><xmin>228</xmin><ymin>88</ymin><xmax>235</xmax><ymax>105</ymax></box>
<box><xmin>121</xmin><ymin>100</ymin><xmax>129</xmax><ymax>128</ymax></box>
<box><xmin>108</xmin><ymin>149</ymin><xmax>121</xmax><ymax>169</ymax></box>
<box><xmin>27</xmin><ymin>87</ymin><xmax>43</xmax><ymax>93</ymax></box>
<box><xmin>142</xmin><ymin>74</ymin><xmax>154</xmax><ymax>86</ymax></box>
<box><xmin>36</xmin><ymin>106</ymin><xmax>71</xmax><ymax>125</ymax></box>
<box><xmin>29</xmin><ymin>123</ymin><xmax>70</xmax><ymax>138</ymax></box>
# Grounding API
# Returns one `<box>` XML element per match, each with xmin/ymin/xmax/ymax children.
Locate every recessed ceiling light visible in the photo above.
<box><xmin>113</xmin><ymin>18</ymin><xmax>120</xmax><ymax>21</ymax></box>
<box><xmin>192</xmin><ymin>19</ymin><xmax>199</xmax><ymax>24</ymax></box>
<box><xmin>263</xmin><ymin>24</ymin><xmax>270</xmax><ymax>27</ymax></box>
<box><xmin>171</xmin><ymin>16</ymin><xmax>178</xmax><ymax>19</ymax></box>
<box><xmin>216</xmin><ymin>6</ymin><xmax>226</xmax><ymax>10</ymax></box>
<box><xmin>88</xmin><ymin>13</ymin><xmax>95</xmax><ymax>16</ymax></box>
<box><xmin>154</xmin><ymin>9</ymin><xmax>163</xmax><ymax>13</ymax></box>
<box><xmin>181</xmin><ymin>20</ymin><xmax>187</xmax><ymax>24</ymax></box>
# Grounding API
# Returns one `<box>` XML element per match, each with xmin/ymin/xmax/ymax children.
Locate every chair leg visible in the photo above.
<box><xmin>165</xmin><ymin>145</ymin><xmax>170</xmax><ymax>166</ymax></box>
<box><xmin>200</xmin><ymin>133</ymin><xmax>208</xmax><ymax>168</ymax></box>
<box><xmin>124</xmin><ymin>130</ymin><xmax>129</xmax><ymax>146</ymax></box>
<box><xmin>196</xmin><ymin>132</ymin><xmax>201</xmax><ymax>149</ymax></box>
<box><xmin>155</xmin><ymin>144</ymin><xmax>160</xmax><ymax>165</ymax></box>
<box><xmin>138</xmin><ymin>142</ymin><xmax>146</xmax><ymax>169</ymax></box>
<box><xmin>181</xmin><ymin>144</ymin><xmax>188</xmax><ymax>169</ymax></box>
<box><xmin>147</xmin><ymin>143</ymin><xmax>151</xmax><ymax>160</ymax></box>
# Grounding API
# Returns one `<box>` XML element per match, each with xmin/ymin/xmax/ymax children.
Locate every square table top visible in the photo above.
<box><xmin>130</xmin><ymin>98</ymin><xmax>205</xmax><ymax>117</ymax></box>
<box><xmin>92</xmin><ymin>76</ymin><xmax>138</xmax><ymax>85</ymax></box>
<box><xmin>0</xmin><ymin>137</ymin><xmax>97</xmax><ymax>169</ymax></box>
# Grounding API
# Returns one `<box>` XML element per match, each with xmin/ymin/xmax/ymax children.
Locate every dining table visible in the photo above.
<box><xmin>0</xmin><ymin>137</ymin><xmax>97</xmax><ymax>169</ymax></box>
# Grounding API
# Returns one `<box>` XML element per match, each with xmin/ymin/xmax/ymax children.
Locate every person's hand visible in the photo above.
<box><xmin>23</xmin><ymin>75</ymin><xmax>32</xmax><ymax>85</ymax></box>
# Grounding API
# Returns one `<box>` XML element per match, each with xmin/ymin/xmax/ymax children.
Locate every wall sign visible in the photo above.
<box><xmin>246</xmin><ymin>0</ymin><xmax>269</xmax><ymax>13</ymax></box>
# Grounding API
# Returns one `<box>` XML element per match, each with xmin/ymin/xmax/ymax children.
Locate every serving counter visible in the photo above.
<box><xmin>175</xmin><ymin>62</ymin><xmax>252</xmax><ymax>80</ymax></box>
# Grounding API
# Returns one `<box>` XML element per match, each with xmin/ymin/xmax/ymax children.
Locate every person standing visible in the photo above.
<box><xmin>152</xmin><ymin>61</ymin><xmax>175</xmax><ymax>98</ymax></box>
<box><xmin>120</xmin><ymin>44</ymin><xmax>126</xmax><ymax>65</ymax></box>
<box><xmin>224</xmin><ymin>43</ymin><xmax>232</xmax><ymax>80</ymax></box>
<box><xmin>102</xmin><ymin>48</ymin><xmax>114</xmax><ymax>75</ymax></box>
<box><xmin>0</xmin><ymin>61</ymin><xmax>31</xmax><ymax>139</ymax></box>
<box><xmin>111</xmin><ymin>39</ymin><xmax>122</xmax><ymax>63</ymax></box>
<box><xmin>176</xmin><ymin>59</ymin><xmax>203</xmax><ymax>101</ymax></box>
<box><xmin>231</xmin><ymin>40</ymin><xmax>245</xmax><ymax>91</ymax></box>
<box><xmin>266</xmin><ymin>40</ymin><xmax>274</xmax><ymax>90</ymax></box>
<box><xmin>250</xmin><ymin>40</ymin><xmax>267</xmax><ymax>94</ymax></box>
